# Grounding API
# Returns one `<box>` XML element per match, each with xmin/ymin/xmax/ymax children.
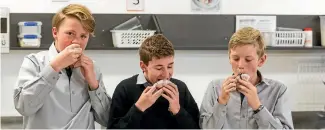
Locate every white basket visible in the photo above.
<box><xmin>111</xmin><ymin>30</ymin><xmax>156</xmax><ymax>48</ymax></box>
<box><xmin>271</xmin><ymin>31</ymin><xmax>305</xmax><ymax>47</ymax></box>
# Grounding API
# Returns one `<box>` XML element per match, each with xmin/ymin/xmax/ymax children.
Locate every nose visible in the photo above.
<box><xmin>70</xmin><ymin>35</ymin><xmax>82</xmax><ymax>45</ymax></box>
<box><xmin>161</xmin><ymin>68</ymin><xmax>170</xmax><ymax>80</ymax></box>
<box><xmin>238</xmin><ymin>59</ymin><xmax>245</xmax><ymax>73</ymax></box>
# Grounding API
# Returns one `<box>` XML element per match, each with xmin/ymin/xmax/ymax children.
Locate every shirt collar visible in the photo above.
<box><xmin>257</xmin><ymin>70</ymin><xmax>270</xmax><ymax>86</ymax></box>
<box><xmin>256</xmin><ymin>70</ymin><xmax>270</xmax><ymax>93</ymax></box>
<box><xmin>48</xmin><ymin>42</ymin><xmax>59</xmax><ymax>63</ymax></box>
<box><xmin>136</xmin><ymin>72</ymin><xmax>152</xmax><ymax>87</ymax></box>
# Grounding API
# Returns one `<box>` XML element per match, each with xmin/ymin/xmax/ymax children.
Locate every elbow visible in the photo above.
<box><xmin>200</xmin><ymin>115</ymin><xmax>222</xmax><ymax>129</ymax></box>
<box><xmin>14</xmin><ymin>97</ymin><xmax>38</xmax><ymax>116</ymax></box>
<box><xmin>199</xmin><ymin>118</ymin><xmax>210</xmax><ymax>129</ymax></box>
<box><xmin>14</xmin><ymin>103</ymin><xmax>37</xmax><ymax>116</ymax></box>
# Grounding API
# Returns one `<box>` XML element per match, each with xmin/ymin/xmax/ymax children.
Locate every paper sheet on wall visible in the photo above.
<box><xmin>127</xmin><ymin>0</ymin><xmax>144</xmax><ymax>11</ymax></box>
<box><xmin>236</xmin><ymin>16</ymin><xmax>276</xmax><ymax>46</ymax></box>
<box><xmin>236</xmin><ymin>16</ymin><xmax>276</xmax><ymax>32</ymax></box>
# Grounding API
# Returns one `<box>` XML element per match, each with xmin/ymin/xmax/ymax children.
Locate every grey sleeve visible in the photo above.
<box><xmin>253</xmin><ymin>86</ymin><xmax>294</xmax><ymax>129</ymax></box>
<box><xmin>199</xmin><ymin>80</ymin><xmax>227</xmax><ymax>129</ymax></box>
<box><xmin>14</xmin><ymin>56</ymin><xmax>60</xmax><ymax>116</ymax></box>
<box><xmin>88</xmin><ymin>66</ymin><xmax>112</xmax><ymax>127</ymax></box>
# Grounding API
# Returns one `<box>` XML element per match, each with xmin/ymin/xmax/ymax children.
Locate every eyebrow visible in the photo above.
<box><xmin>231</xmin><ymin>55</ymin><xmax>253</xmax><ymax>58</ymax></box>
<box><xmin>154</xmin><ymin>62</ymin><xmax>174</xmax><ymax>67</ymax></box>
<box><xmin>65</xmin><ymin>30</ymin><xmax>87</xmax><ymax>35</ymax></box>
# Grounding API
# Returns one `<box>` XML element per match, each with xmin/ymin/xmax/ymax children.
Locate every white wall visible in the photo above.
<box><xmin>1</xmin><ymin>0</ymin><xmax>325</xmax><ymax>117</ymax></box>
<box><xmin>1</xmin><ymin>0</ymin><xmax>325</xmax><ymax>14</ymax></box>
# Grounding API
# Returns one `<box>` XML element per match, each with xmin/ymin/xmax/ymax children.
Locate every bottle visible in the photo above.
<box><xmin>304</xmin><ymin>28</ymin><xmax>313</xmax><ymax>48</ymax></box>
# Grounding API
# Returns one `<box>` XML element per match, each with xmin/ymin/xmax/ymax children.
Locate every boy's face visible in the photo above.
<box><xmin>229</xmin><ymin>44</ymin><xmax>266</xmax><ymax>80</ymax></box>
<box><xmin>52</xmin><ymin>17</ymin><xmax>90</xmax><ymax>52</ymax></box>
<box><xmin>140</xmin><ymin>56</ymin><xmax>174</xmax><ymax>84</ymax></box>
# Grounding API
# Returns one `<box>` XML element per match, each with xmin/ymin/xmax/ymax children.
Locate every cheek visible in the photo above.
<box><xmin>78</xmin><ymin>38</ymin><xmax>89</xmax><ymax>50</ymax></box>
<box><xmin>147</xmin><ymin>71</ymin><xmax>159</xmax><ymax>83</ymax></box>
<box><xmin>247</xmin><ymin>62</ymin><xmax>259</xmax><ymax>71</ymax></box>
<box><xmin>168</xmin><ymin>68</ymin><xmax>174</xmax><ymax>75</ymax></box>
<box><xmin>80</xmin><ymin>42</ymin><xmax>87</xmax><ymax>50</ymax></box>
<box><xmin>230</xmin><ymin>60</ymin><xmax>238</xmax><ymax>68</ymax></box>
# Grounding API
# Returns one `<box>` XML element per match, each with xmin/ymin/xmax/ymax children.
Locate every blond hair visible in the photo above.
<box><xmin>139</xmin><ymin>34</ymin><xmax>175</xmax><ymax>65</ymax></box>
<box><xmin>228</xmin><ymin>27</ymin><xmax>265</xmax><ymax>57</ymax></box>
<box><xmin>52</xmin><ymin>4</ymin><xmax>95</xmax><ymax>36</ymax></box>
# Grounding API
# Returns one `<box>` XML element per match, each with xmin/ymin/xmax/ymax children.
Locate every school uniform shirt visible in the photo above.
<box><xmin>14</xmin><ymin>43</ymin><xmax>111</xmax><ymax>129</ymax></box>
<box><xmin>199</xmin><ymin>71</ymin><xmax>294</xmax><ymax>129</ymax></box>
<box><xmin>107</xmin><ymin>72</ymin><xmax>200</xmax><ymax>129</ymax></box>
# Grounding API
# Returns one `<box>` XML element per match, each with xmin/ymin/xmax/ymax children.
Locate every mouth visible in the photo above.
<box><xmin>239</xmin><ymin>73</ymin><xmax>250</xmax><ymax>81</ymax></box>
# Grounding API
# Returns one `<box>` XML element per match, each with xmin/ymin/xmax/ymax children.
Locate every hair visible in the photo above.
<box><xmin>139</xmin><ymin>34</ymin><xmax>175</xmax><ymax>65</ymax></box>
<box><xmin>228</xmin><ymin>27</ymin><xmax>266</xmax><ymax>57</ymax></box>
<box><xmin>52</xmin><ymin>4</ymin><xmax>95</xmax><ymax>36</ymax></box>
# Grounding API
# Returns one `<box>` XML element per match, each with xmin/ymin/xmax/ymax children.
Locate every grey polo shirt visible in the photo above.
<box><xmin>14</xmin><ymin>43</ymin><xmax>111</xmax><ymax>129</ymax></box>
<box><xmin>199</xmin><ymin>71</ymin><xmax>294</xmax><ymax>129</ymax></box>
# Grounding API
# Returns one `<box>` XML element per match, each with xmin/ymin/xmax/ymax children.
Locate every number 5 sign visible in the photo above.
<box><xmin>126</xmin><ymin>0</ymin><xmax>144</xmax><ymax>11</ymax></box>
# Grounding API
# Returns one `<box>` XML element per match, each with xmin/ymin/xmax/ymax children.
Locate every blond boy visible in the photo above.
<box><xmin>14</xmin><ymin>4</ymin><xmax>111</xmax><ymax>129</ymax></box>
<box><xmin>199</xmin><ymin>27</ymin><xmax>293</xmax><ymax>129</ymax></box>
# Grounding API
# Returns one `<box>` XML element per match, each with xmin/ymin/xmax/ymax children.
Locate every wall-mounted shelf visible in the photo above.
<box><xmin>10</xmin><ymin>46</ymin><xmax>325</xmax><ymax>51</ymax></box>
<box><xmin>8</xmin><ymin>13</ymin><xmax>325</xmax><ymax>51</ymax></box>
<box><xmin>266</xmin><ymin>46</ymin><xmax>325</xmax><ymax>50</ymax></box>
<box><xmin>10</xmin><ymin>47</ymin><xmax>139</xmax><ymax>50</ymax></box>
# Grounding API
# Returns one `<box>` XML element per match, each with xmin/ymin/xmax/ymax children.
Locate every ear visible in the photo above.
<box><xmin>52</xmin><ymin>27</ymin><xmax>58</xmax><ymax>39</ymax></box>
<box><xmin>140</xmin><ymin>61</ymin><xmax>147</xmax><ymax>72</ymax></box>
<box><xmin>258</xmin><ymin>54</ymin><xmax>267</xmax><ymax>67</ymax></box>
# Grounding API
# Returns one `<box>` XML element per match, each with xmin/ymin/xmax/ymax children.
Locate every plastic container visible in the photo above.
<box><xmin>113</xmin><ymin>16</ymin><xmax>143</xmax><ymax>30</ymax></box>
<box><xmin>111</xmin><ymin>30</ymin><xmax>155</xmax><ymax>48</ymax></box>
<box><xmin>261</xmin><ymin>32</ymin><xmax>274</xmax><ymax>46</ymax></box>
<box><xmin>320</xmin><ymin>16</ymin><xmax>325</xmax><ymax>47</ymax></box>
<box><xmin>18</xmin><ymin>34</ymin><xmax>41</xmax><ymax>48</ymax></box>
<box><xmin>304</xmin><ymin>28</ymin><xmax>313</xmax><ymax>48</ymax></box>
<box><xmin>272</xmin><ymin>31</ymin><xmax>305</xmax><ymax>47</ymax></box>
<box><xmin>18</xmin><ymin>21</ymin><xmax>42</xmax><ymax>34</ymax></box>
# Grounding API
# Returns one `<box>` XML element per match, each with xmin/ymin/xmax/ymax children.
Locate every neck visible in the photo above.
<box><xmin>250</xmin><ymin>72</ymin><xmax>261</xmax><ymax>86</ymax></box>
<box><xmin>143</xmin><ymin>72</ymin><xmax>153</xmax><ymax>85</ymax></box>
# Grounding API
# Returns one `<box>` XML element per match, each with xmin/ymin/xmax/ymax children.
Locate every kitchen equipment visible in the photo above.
<box><xmin>319</xmin><ymin>16</ymin><xmax>325</xmax><ymax>47</ymax></box>
<box><xmin>0</xmin><ymin>7</ymin><xmax>10</xmax><ymax>53</ymax></box>
<box><xmin>271</xmin><ymin>31</ymin><xmax>305</xmax><ymax>47</ymax></box>
<box><xmin>110</xmin><ymin>30</ymin><xmax>155</xmax><ymax>48</ymax></box>
<box><xmin>113</xmin><ymin>16</ymin><xmax>143</xmax><ymax>30</ymax></box>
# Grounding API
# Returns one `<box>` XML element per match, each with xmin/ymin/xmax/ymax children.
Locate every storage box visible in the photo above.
<box><xmin>18</xmin><ymin>34</ymin><xmax>41</xmax><ymax>48</ymax></box>
<box><xmin>18</xmin><ymin>21</ymin><xmax>42</xmax><ymax>34</ymax></box>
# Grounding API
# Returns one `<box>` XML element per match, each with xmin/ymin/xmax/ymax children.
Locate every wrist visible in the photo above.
<box><xmin>218</xmin><ymin>96</ymin><xmax>228</xmax><ymax>105</ymax></box>
<box><xmin>170</xmin><ymin>106</ymin><xmax>180</xmax><ymax>115</ymax></box>
<box><xmin>135</xmin><ymin>102</ymin><xmax>147</xmax><ymax>112</ymax></box>
<box><xmin>88</xmin><ymin>80</ymin><xmax>99</xmax><ymax>90</ymax></box>
<box><xmin>50</xmin><ymin>60</ymin><xmax>62</xmax><ymax>72</ymax></box>
<box><xmin>253</xmin><ymin>104</ymin><xmax>264</xmax><ymax>114</ymax></box>
<box><xmin>252</xmin><ymin>102</ymin><xmax>262</xmax><ymax>111</ymax></box>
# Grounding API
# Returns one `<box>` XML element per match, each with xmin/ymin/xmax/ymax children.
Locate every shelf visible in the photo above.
<box><xmin>10</xmin><ymin>46</ymin><xmax>325</xmax><ymax>51</ymax></box>
<box><xmin>266</xmin><ymin>46</ymin><xmax>325</xmax><ymax>50</ymax></box>
<box><xmin>9</xmin><ymin>47</ymin><xmax>139</xmax><ymax>50</ymax></box>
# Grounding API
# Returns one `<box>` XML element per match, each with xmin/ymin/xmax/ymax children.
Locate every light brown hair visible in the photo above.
<box><xmin>228</xmin><ymin>27</ymin><xmax>266</xmax><ymax>57</ymax></box>
<box><xmin>52</xmin><ymin>4</ymin><xmax>95</xmax><ymax>36</ymax></box>
<box><xmin>139</xmin><ymin>34</ymin><xmax>175</xmax><ymax>65</ymax></box>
